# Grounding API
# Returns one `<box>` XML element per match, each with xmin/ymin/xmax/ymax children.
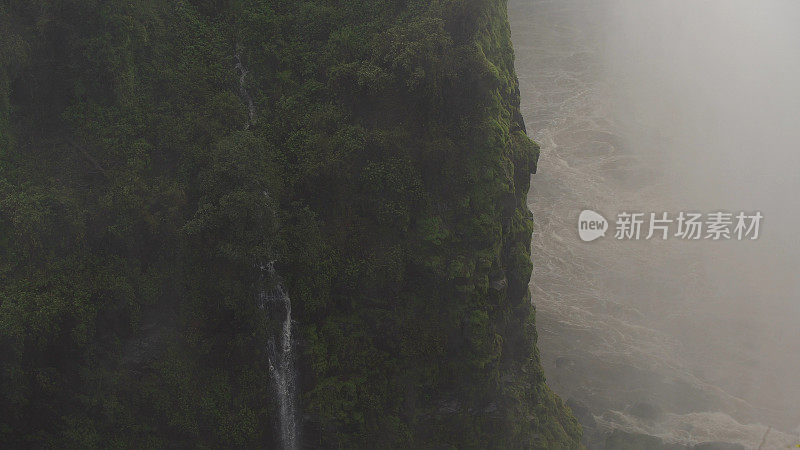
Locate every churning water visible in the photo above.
<box><xmin>259</xmin><ymin>262</ymin><xmax>299</xmax><ymax>450</ymax></box>
<box><xmin>510</xmin><ymin>0</ymin><xmax>800</xmax><ymax>446</ymax></box>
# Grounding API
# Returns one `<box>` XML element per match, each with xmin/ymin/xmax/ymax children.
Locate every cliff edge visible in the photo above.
<box><xmin>0</xmin><ymin>0</ymin><xmax>579</xmax><ymax>447</ymax></box>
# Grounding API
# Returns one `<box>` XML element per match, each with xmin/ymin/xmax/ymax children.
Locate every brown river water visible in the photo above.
<box><xmin>510</xmin><ymin>0</ymin><xmax>800</xmax><ymax>446</ymax></box>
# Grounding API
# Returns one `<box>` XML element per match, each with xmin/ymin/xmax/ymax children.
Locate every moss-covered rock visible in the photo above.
<box><xmin>0</xmin><ymin>0</ymin><xmax>579</xmax><ymax>447</ymax></box>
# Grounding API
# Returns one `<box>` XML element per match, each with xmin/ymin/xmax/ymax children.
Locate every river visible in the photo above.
<box><xmin>510</xmin><ymin>0</ymin><xmax>800</xmax><ymax>446</ymax></box>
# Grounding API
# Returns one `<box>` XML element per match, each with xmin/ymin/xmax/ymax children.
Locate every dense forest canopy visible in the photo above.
<box><xmin>0</xmin><ymin>0</ymin><xmax>580</xmax><ymax>447</ymax></box>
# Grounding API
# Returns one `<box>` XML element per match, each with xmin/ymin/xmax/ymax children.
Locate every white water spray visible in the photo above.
<box><xmin>234</xmin><ymin>53</ymin><xmax>298</xmax><ymax>447</ymax></box>
<box><xmin>259</xmin><ymin>261</ymin><xmax>299</xmax><ymax>450</ymax></box>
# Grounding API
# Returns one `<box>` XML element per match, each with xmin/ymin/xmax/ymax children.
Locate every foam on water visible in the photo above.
<box><xmin>510</xmin><ymin>0</ymin><xmax>800</xmax><ymax>445</ymax></box>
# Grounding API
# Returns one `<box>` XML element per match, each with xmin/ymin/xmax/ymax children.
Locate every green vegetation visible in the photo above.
<box><xmin>0</xmin><ymin>0</ymin><xmax>580</xmax><ymax>447</ymax></box>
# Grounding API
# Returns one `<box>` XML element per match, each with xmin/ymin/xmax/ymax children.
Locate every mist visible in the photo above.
<box><xmin>510</xmin><ymin>0</ymin><xmax>800</xmax><ymax>446</ymax></box>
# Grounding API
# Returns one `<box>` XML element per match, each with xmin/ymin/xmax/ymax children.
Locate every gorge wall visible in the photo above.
<box><xmin>0</xmin><ymin>0</ymin><xmax>579</xmax><ymax>447</ymax></box>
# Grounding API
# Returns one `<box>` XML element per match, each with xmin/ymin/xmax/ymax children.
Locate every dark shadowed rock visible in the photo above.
<box><xmin>566</xmin><ymin>398</ymin><xmax>597</xmax><ymax>429</ymax></box>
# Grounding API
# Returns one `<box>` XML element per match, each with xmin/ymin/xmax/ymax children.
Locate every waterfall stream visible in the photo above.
<box><xmin>259</xmin><ymin>261</ymin><xmax>299</xmax><ymax>450</ymax></box>
<box><xmin>237</xmin><ymin>51</ymin><xmax>299</xmax><ymax>448</ymax></box>
<box><xmin>235</xmin><ymin>51</ymin><xmax>256</xmax><ymax>129</ymax></box>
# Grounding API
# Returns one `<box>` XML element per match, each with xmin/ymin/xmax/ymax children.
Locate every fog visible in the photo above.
<box><xmin>510</xmin><ymin>0</ymin><xmax>800</xmax><ymax>446</ymax></box>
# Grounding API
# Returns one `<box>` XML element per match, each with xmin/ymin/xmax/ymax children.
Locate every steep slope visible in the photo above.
<box><xmin>0</xmin><ymin>0</ymin><xmax>579</xmax><ymax>447</ymax></box>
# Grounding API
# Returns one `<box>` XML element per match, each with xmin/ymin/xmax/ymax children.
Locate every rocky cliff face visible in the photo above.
<box><xmin>0</xmin><ymin>1</ymin><xmax>579</xmax><ymax>447</ymax></box>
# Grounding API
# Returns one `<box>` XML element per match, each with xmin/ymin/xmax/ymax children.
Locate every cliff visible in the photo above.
<box><xmin>0</xmin><ymin>0</ymin><xmax>580</xmax><ymax>447</ymax></box>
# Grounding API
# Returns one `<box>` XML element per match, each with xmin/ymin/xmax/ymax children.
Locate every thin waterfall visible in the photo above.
<box><xmin>235</xmin><ymin>50</ymin><xmax>256</xmax><ymax>129</ymax></box>
<box><xmin>259</xmin><ymin>261</ymin><xmax>299</xmax><ymax>450</ymax></box>
<box><xmin>237</xmin><ymin>48</ymin><xmax>299</xmax><ymax>449</ymax></box>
